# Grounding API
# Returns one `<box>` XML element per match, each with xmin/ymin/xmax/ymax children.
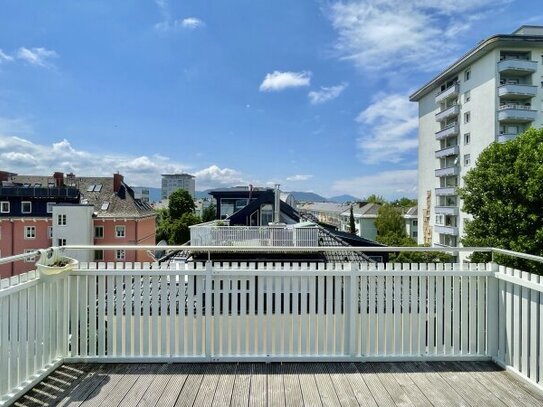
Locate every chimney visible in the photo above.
<box><xmin>113</xmin><ymin>173</ymin><xmax>124</xmax><ymax>193</ymax></box>
<box><xmin>53</xmin><ymin>172</ymin><xmax>64</xmax><ymax>187</ymax></box>
<box><xmin>274</xmin><ymin>184</ymin><xmax>281</xmax><ymax>224</ymax></box>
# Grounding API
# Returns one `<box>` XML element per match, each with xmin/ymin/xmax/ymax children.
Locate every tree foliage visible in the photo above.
<box><xmin>168</xmin><ymin>189</ymin><xmax>196</xmax><ymax>220</ymax></box>
<box><xmin>349</xmin><ymin>206</ymin><xmax>356</xmax><ymax>234</ymax></box>
<box><xmin>458</xmin><ymin>128</ymin><xmax>543</xmax><ymax>273</ymax></box>
<box><xmin>365</xmin><ymin>194</ymin><xmax>386</xmax><ymax>204</ymax></box>
<box><xmin>202</xmin><ymin>204</ymin><xmax>216</xmax><ymax>222</ymax></box>
<box><xmin>390</xmin><ymin>197</ymin><xmax>417</xmax><ymax>208</ymax></box>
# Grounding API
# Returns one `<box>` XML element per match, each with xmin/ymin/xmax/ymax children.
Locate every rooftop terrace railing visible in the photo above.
<box><xmin>0</xmin><ymin>245</ymin><xmax>542</xmax><ymax>405</ymax></box>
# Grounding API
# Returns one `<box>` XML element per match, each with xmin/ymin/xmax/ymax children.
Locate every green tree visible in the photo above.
<box><xmin>375</xmin><ymin>204</ymin><xmax>406</xmax><ymax>244</ymax></box>
<box><xmin>390</xmin><ymin>197</ymin><xmax>417</xmax><ymax>208</ymax></box>
<box><xmin>202</xmin><ymin>204</ymin><xmax>216</xmax><ymax>222</ymax></box>
<box><xmin>365</xmin><ymin>194</ymin><xmax>386</xmax><ymax>204</ymax></box>
<box><xmin>458</xmin><ymin>128</ymin><xmax>543</xmax><ymax>273</ymax></box>
<box><xmin>169</xmin><ymin>213</ymin><xmax>201</xmax><ymax>244</ymax></box>
<box><xmin>168</xmin><ymin>189</ymin><xmax>195</xmax><ymax>220</ymax></box>
<box><xmin>155</xmin><ymin>208</ymin><xmax>170</xmax><ymax>243</ymax></box>
<box><xmin>349</xmin><ymin>206</ymin><xmax>356</xmax><ymax>234</ymax></box>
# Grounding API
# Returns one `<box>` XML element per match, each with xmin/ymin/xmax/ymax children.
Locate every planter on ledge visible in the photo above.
<box><xmin>36</xmin><ymin>248</ymin><xmax>78</xmax><ymax>279</ymax></box>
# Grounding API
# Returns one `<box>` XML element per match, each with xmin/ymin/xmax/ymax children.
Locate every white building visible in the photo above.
<box><xmin>410</xmin><ymin>25</ymin><xmax>543</xmax><ymax>248</ymax></box>
<box><xmin>51</xmin><ymin>204</ymin><xmax>94</xmax><ymax>262</ymax></box>
<box><xmin>161</xmin><ymin>173</ymin><xmax>195</xmax><ymax>200</ymax></box>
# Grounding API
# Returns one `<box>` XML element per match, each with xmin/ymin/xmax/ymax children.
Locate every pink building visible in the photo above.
<box><xmin>0</xmin><ymin>172</ymin><xmax>156</xmax><ymax>277</ymax></box>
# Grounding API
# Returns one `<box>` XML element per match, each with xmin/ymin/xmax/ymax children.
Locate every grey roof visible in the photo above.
<box><xmin>405</xmin><ymin>206</ymin><xmax>418</xmax><ymax>217</ymax></box>
<box><xmin>300</xmin><ymin>202</ymin><xmax>350</xmax><ymax>214</ymax></box>
<box><xmin>11</xmin><ymin>174</ymin><xmax>155</xmax><ymax>218</ymax></box>
<box><xmin>341</xmin><ymin>202</ymin><xmax>380</xmax><ymax>217</ymax></box>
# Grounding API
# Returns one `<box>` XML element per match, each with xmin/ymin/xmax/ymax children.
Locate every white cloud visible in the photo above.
<box><xmin>180</xmin><ymin>17</ymin><xmax>204</xmax><ymax>29</ymax></box>
<box><xmin>286</xmin><ymin>174</ymin><xmax>313</xmax><ymax>182</ymax></box>
<box><xmin>16</xmin><ymin>47</ymin><xmax>58</xmax><ymax>68</ymax></box>
<box><xmin>332</xmin><ymin>169</ymin><xmax>417</xmax><ymax>199</ymax></box>
<box><xmin>0</xmin><ymin>49</ymin><xmax>13</xmax><ymax>62</ymax></box>
<box><xmin>259</xmin><ymin>71</ymin><xmax>311</xmax><ymax>92</ymax></box>
<box><xmin>327</xmin><ymin>0</ymin><xmax>511</xmax><ymax>73</ymax></box>
<box><xmin>194</xmin><ymin>165</ymin><xmax>247</xmax><ymax>190</ymax></box>
<box><xmin>355</xmin><ymin>92</ymin><xmax>418</xmax><ymax>163</ymax></box>
<box><xmin>308</xmin><ymin>83</ymin><xmax>347</xmax><ymax>104</ymax></box>
<box><xmin>0</xmin><ymin>134</ymin><xmax>251</xmax><ymax>190</ymax></box>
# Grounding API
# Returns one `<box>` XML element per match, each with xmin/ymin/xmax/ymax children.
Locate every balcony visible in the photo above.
<box><xmin>498</xmin><ymin>84</ymin><xmax>537</xmax><ymax>99</ymax></box>
<box><xmin>1</xmin><ymin>246</ymin><xmax>543</xmax><ymax>406</ymax></box>
<box><xmin>435</xmin><ymin>123</ymin><xmax>459</xmax><ymax>140</ymax></box>
<box><xmin>435</xmin><ymin>187</ymin><xmax>457</xmax><ymax>196</ymax></box>
<box><xmin>498</xmin><ymin>133</ymin><xmax>518</xmax><ymax>143</ymax></box>
<box><xmin>498</xmin><ymin>104</ymin><xmax>537</xmax><ymax>123</ymax></box>
<box><xmin>435</xmin><ymin>225</ymin><xmax>459</xmax><ymax>235</ymax></box>
<box><xmin>435</xmin><ymin>205</ymin><xmax>459</xmax><ymax>215</ymax></box>
<box><xmin>435</xmin><ymin>82</ymin><xmax>459</xmax><ymax>103</ymax></box>
<box><xmin>189</xmin><ymin>224</ymin><xmax>319</xmax><ymax>247</ymax></box>
<box><xmin>435</xmin><ymin>145</ymin><xmax>459</xmax><ymax>158</ymax></box>
<box><xmin>435</xmin><ymin>104</ymin><xmax>460</xmax><ymax>122</ymax></box>
<box><xmin>435</xmin><ymin>166</ymin><xmax>459</xmax><ymax>177</ymax></box>
<box><xmin>497</xmin><ymin>58</ymin><xmax>538</xmax><ymax>75</ymax></box>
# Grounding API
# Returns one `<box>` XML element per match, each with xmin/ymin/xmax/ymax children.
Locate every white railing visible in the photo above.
<box><xmin>189</xmin><ymin>226</ymin><xmax>319</xmax><ymax>247</ymax></box>
<box><xmin>498</xmin><ymin>103</ymin><xmax>533</xmax><ymax>110</ymax></box>
<box><xmin>0</xmin><ymin>245</ymin><xmax>543</xmax><ymax>405</ymax></box>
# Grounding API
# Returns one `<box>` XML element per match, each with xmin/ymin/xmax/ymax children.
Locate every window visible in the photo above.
<box><xmin>464</xmin><ymin>112</ymin><xmax>471</xmax><ymax>123</ymax></box>
<box><xmin>0</xmin><ymin>201</ymin><xmax>9</xmax><ymax>213</ymax></box>
<box><xmin>464</xmin><ymin>69</ymin><xmax>471</xmax><ymax>81</ymax></box>
<box><xmin>413</xmin><ymin>220</ymin><xmax>418</xmax><ymax>227</ymax></box>
<box><xmin>115</xmin><ymin>225</ymin><xmax>126</xmax><ymax>238</ymax></box>
<box><xmin>57</xmin><ymin>214</ymin><xmax>67</xmax><ymax>226</ymax></box>
<box><xmin>57</xmin><ymin>238</ymin><xmax>67</xmax><ymax>246</ymax></box>
<box><xmin>47</xmin><ymin>226</ymin><xmax>53</xmax><ymax>239</ymax></box>
<box><xmin>95</xmin><ymin>226</ymin><xmax>104</xmax><ymax>239</ymax></box>
<box><xmin>94</xmin><ymin>250</ymin><xmax>104</xmax><ymax>261</ymax></box>
<box><xmin>46</xmin><ymin>202</ymin><xmax>55</xmax><ymax>213</ymax></box>
<box><xmin>24</xmin><ymin>249</ymin><xmax>36</xmax><ymax>263</ymax></box>
<box><xmin>21</xmin><ymin>201</ymin><xmax>32</xmax><ymax>214</ymax></box>
<box><xmin>464</xmin><ymin>90</ymin><xmax>470</xmax><ymax>102</ymax></box>
<box><xmin>116</xmin><ymin>249</ymin><xmax>125</xmax><ymax>260</ymax></box>
<box><xmin>464</xmin><ymin>154</ymin><xmax>471</xmax><ymax>166</ymax></box>
<box><xmin>24</xmin><ymin>226</ymin><xmax>36</xmax><ymax>239</ymax></box>
<box><xmin>464</xmin><ymin>133</ymin><xmax>471</xmax><ymax>145</ymax></box>
<box><xmin>260</xmin><ymin>204</ymin><xmax>274</xmax><ymax>226</ymax></box>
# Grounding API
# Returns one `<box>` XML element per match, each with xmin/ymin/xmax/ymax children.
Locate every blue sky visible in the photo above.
<box><xmin>0</xmin><ymin>0</ymin><xmax>541</xmax><ymax>198</ymax></box>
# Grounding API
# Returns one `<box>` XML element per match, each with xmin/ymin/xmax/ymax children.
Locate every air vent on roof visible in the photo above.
<box><xmin>87</xmin><ymin>185</ymin><xmax>95</xmax><ymax>192</ymax></box>
<box><xmin>34</xmin><ymin>183</ymin><xmax>41</xmax><ymax>187</ymax></box>
<box><xmin>94</xmin><ymin>184</ymin><xmax>102</xmax><ymax>192</ymax></box>
<box><xmin>81</xmin><ymin>199</ymin><xmax>88</xmax><ymax>204</ymax></box>
<box><xmin>48</xmin><ymin>183</ymin><xmax>55</xmax><ymax>187</ymax></box>
<box><xmin>101</xmin><ymin>202</ymin><xmax>109</xmax><ymax>211</ymax></box>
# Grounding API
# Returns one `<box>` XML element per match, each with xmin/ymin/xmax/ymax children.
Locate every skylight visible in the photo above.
<box><xmin>87</xmin><ymin>185</ymin><xmax>95</xmax><ymax>192</ymax></box>
<box><xmin>101</xmin><ymin>202</ymin><xmax>109</xmax><ymax>211</ymax></box>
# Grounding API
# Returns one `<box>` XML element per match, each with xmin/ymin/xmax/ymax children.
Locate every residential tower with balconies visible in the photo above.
<box><xmin>410</xmin><ymin>25</ymin><xmax>543</xmax><ymax>249</ymax></box>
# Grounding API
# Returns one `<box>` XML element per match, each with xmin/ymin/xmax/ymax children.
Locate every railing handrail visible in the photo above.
<box><xmin>498</xmin><ymin>103</ymin><xmax>534</xmax><ymax>110</ymax></box>
<box><xmin>435</xmin><ymin>82</ymin><xmax>459</xmax><ymax>96</ymax></box>
<box><xmin>438</xmin><ymin>122</ymin><xmax>458</xmax><ymax>131</ymax></box>
<box><xmin>0</xmin><ymin>250</ymin><xmax>40</xmax><ymax>266</ymax></box>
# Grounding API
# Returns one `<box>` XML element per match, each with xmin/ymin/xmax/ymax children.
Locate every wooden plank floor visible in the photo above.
<box><xmin>13</xmin><ymin>362</ymin><xmax>543</xmax><ymax>407</ymax></box>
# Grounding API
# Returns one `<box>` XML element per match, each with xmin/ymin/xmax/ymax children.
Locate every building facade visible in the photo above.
<box><xmin>410</xmin><ymin>25</ymin><xmax>543</xmax><ymax>248</ymax></box>
<box><xmin>161</xmin><ymin>174</ymin><xmax>195</xmax><ymax>200</ymax></box>
<box><xmin>0</xmin><ymin>172</ymin><xmax>156</xmax><ymax>277</ymax></box>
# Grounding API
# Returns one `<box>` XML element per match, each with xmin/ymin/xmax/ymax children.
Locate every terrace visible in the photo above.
<box><xmin>1</xmin><ymin>245</ymin><xmax>543</xmax><ymax>406</ymax></box>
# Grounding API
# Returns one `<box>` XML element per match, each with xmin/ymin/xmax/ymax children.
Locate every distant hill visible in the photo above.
<box><xmin>328</xmin><ymin>194</ymin><xmax>362</xmax><ymax>203</ymax></box>
<box><xmin>290</xmin><ymin>191</ymin><xmax>329</xmax><ymax>202</ymax></box>
<box><xmin>195</xmin><ymin>190</ymin><xmax>213</xmax><ymax>199</ymax></box>
<box><xmin>147</xmin><ymin>187</ymin><xmax>161</xmax><ymax>202</ymax></box>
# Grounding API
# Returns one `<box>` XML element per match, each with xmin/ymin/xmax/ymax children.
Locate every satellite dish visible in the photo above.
<box><xmin>153</xmin><ymin>239</ymin><xmax>168</xmax><ymax>260</ymax></box>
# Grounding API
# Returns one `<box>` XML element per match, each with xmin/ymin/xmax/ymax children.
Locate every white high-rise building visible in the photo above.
<box><xmin>410</xmin><ymin>25</ymin><xmax>543</xmax><ymax>248</ymax></box>
<box><xmin>161</xmin><ymin>173</ymin><xmax>195</xmax><ymax>200</ymax></box>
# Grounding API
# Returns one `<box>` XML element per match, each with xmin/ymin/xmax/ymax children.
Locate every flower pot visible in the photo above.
<box><xmin>36</xmin><ymin>257</ymin><xmax>79</xmax><ymax>277</ymax></box>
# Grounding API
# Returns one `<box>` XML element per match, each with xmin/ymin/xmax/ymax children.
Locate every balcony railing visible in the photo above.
<box><xmin>497</xmin><ymin>59</ymin><xmax>538</xmax><ymax>75</ymax></box>
<box><xmin>435</xmin><ymin>123</ymin><xmax>459</xmax><ymax>140</ymax></box>
<box><xmin>498</xmin><ymin>104</ymin><xmax>537</xmax><ymax>123</ymax></box>
<box><xmin>189</xmin><ymin>225</ymin><xmax>319</xmax><ymax>247</ymax></box>
<box><xmin>498</xmin><ymin>133</ymin><xmax>518</xmax><ymax>143</ymax></box>
<box><xmin>1</xmin><ymin>245</ymin><xmax>543</xmax><ymax>405</ymax></box>
<box><xmin>435</xmin><ymin>166</ymin><xmax>459</xmax><ymax>177</ymax></box>
<box><xmin>435</xmin><ymin>145</ymin><xmax>459</xmax><ymax>159</ymax></box>
<box><xmin>498</xmin><ymin>84</ymin><xmax>537</xmax><ymax>99</ymax></box>
<box><xmin>435</xmin><ymin>105</ymin><xmax>460</xmax><ymax>122</ymax></box>
<box><xmin>435</xmin><ymin>206</ymin><xmax>459</xmax><ymax>215</ymax></box>
<box><xmin>435</xmin><ymin>225</ymin><xmax>459</xmax><ymax>236</ymax></box>
<box><xmin>435</xmin><ymin>83</ymin><xmax>459</xmax><ymax>104</ymax></box>
<box><xmin>435</xmin><ymin>187</ymin><xmax>457</xmax><ymax>196</ymax></box>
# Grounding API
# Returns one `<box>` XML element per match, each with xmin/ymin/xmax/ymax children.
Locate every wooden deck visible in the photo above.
<box><xmin>13</xmin><ymin>361</ymin><xmax>543</xmax><ymax>407</ymax></box>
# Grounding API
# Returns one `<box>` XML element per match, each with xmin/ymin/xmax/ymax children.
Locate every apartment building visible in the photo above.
<box><xmin>410</xmin><ymin>25</ymin><xmax>543</xmax><ymax>248</ymax></box>
<box><xmin>161</xmin><ymin>173</ymin><xmax>195</xmax><ymax>200</ymax></box>
<box><xmin>0</xmin><ymin>171</ymin><xmax>156</xmax><ymax>277</ymax></box>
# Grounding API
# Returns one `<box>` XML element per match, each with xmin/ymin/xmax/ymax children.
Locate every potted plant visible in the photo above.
<box><xmin>36</xmin><ymin>248</ymin><xmax>78</xmax><ymax>278</ymax></box>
